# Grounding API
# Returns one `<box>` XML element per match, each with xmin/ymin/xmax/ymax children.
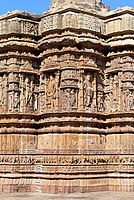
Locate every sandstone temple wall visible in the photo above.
<box><xmin>0</xmin><ymin>0</ymin><xmax>133</xmax><ymax>193</ymax></box>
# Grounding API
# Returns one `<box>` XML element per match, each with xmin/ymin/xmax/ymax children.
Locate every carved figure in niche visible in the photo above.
<box><xmin>113</xmin><ymin>74</ymin><xmax>119</xmax><ymax>99</ymax></box>
<box><xmin>111</xmin><ymin>92</ymin><xmax>118</xmax><ymax>112</ymax></box>
<box><xmin>34</xmin><ymin>93</ymin><xmax>38</xmax><ymax>111</ymax></box>
<box><xmin>108</xmin><ymin>74</ymin><xmax>119</xmax><ymax>112</ymax></box>
<box><xmin>40</xmin><ymin>92</ymin><xmax>45</xmax><ymax>112</ymax></box>
<box><xmin>112</xmin><ymin>98</ymin><xmax>118</xmax><ymax>112</ymax></box>
<box><xmin>25</xmin><ymin>77</ymin><xmax>30</xmax><ymax>105</ymax></box>
<box><xmin>84</xmin><ymin>74</ymin><xmax>93</xmax><ymax>111</ymax></box>
<box><xmin>39</xmin><ymin>75</ymin><xmax>46</xmax><ymax>112</ymax></box>
<box><xmin>40</xmin><ymin>74</ymin><xmax>45</xmax><ymax>91</ymax></box>
<box><xmin>9</xmin><ymin>91</ymin><xmax>14</xmax><ymax>112</ymax></box>
<box><xmin>61</xmin><ymin>88</ymin><xmax>77</xmax><ymax>111</ymax></box>
<box><xmin>62</xmin><ymin>88</ymin><xmax>70</xmax><ymax>111</ymax></box>
<box><xmin>70</xmin><ymin>89</ymin><xmax>77</xmax><ymax>109</ymax></box>
<box><xmin>97</xmin><ymin>91</ymin><xmax>104</xmax><ymax>112</ymax></box>
<box><xmin>13</xmin><ymin>93</ymin><xmax>20</xmax><ymax>112</ymax></box>
<box><xmin>129</xmin><ymin>91</ymin><xmax>134</xmax><ymax>110</ymax></box>
<box><xmin>46</xmin><ymin>75</ymin><xmax>56</xmax><ymax>110</ymax></box>
<box><xmin>25</xmin><ymin>77</ymin><xmax>34</xmax><ymax>109</ymax></box>
<box><xmin>105</xmin><ymin>93</ymin><xmax>110</xmax><ymax>113</ymax></box>
<box><xmin>124</xmin><ymin>89</ymin><xmax>130</xmax><ymax>112</ymax></box>
<box><xmin>124</xmin><ymin>89</ymin><xmax>134</xmax><ymax>111</ymax></box>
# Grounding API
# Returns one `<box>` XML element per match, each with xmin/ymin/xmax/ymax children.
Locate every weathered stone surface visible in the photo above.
<box><xmin>0</xmin><ymin>0</ymin><xmax>133</xmax><ymax>193</ymax></box>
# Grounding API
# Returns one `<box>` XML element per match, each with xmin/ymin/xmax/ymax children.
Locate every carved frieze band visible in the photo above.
<box><xmin>0</xmin><ymin>19</ymin><xmax>38</xmax><ymax>35</ymax></box>
<box><xmin>0</xmin><ymin>155</ymin><xmax>134</xmax><ymax>165</ymax></box>
<box><xmin>106</xmin><ymin>14</ymin><xmax>134</xmax><ymax>35</ymax></box>
<box><xmin>40</xmin><ymin>13</ymin><xmax>105</xmax><ymax>34</ymax></box>
<box><xmin>0</xmin><ymin>65</ymin><xmax>133</xmax><ymax>114</ymax></box>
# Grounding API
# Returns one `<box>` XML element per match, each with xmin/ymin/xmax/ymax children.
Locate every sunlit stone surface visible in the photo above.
<box><xmin>0</xmin><ymin>0</ymin><xmax>133</xmax><ymax>193</ymax></box>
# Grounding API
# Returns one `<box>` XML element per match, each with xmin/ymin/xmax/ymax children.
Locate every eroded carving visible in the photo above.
<box><xmin>83</xmin><ymin>73</ymin><xmax>93</xmax><ymax>111</ymax></box>
<box><xmin>46</xmin><ymin>74</ymin><xmax>56</xmax><ymax>111</ymax></box>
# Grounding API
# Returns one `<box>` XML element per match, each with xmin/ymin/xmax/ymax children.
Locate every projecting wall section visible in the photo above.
<box><xmin>0</xmin><ymin>4</ymin><xmax>133</xmax><ymax>193</ymax></box>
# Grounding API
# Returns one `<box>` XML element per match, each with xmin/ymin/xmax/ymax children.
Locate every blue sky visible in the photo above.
<box><xmin>0</xmin><ymin>0</ymin><xmax>133</xmax><ymax>15</ymax></box>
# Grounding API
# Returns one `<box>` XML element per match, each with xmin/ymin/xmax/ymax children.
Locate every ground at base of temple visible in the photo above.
<box><xmin>0</xmin><ymin>192</ymin><xmax>134</xmax><ymax>200</ymax></box>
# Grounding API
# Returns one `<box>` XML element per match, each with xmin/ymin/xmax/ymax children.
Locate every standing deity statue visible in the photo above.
<box><xmin>97</xmin><ymin>91</ymin><xmax>104</xmax><ymax>112</ymax></box>
<box><xmin>40</xmin><ymin>92</ymin><xmax>45</xmax><ymax>112</ymax></box>
<box><xmin>25</xmin><ymin>77</ymin><xmax>30</xmax><ymax>105</ymax></box>
<box><xmin>34</xmin><ymin>93</ymin><xmax>38</xmax><ymax>111</ymax></box>
<box><xmin>129</xmin><ymin>91</ymin><xmax>134</xmax><ymax>110</ymax></box>
<box><xmin>105</xmin><ymin>93</ymin><xmax>110</xmax><ymax>113</ymax></box>
<box><xmin>39</xmin><ymin>74</ymin><xmax>45</xmax><ymax>112</ymax></box>
<box><xmin>9</xmin><ymin>91</ymin><xmax>14</xmax><ymax>112</ymax></box>
<box><xmin>25</xmin><ymin>77</ymin><xmax>34</xmax><ymax>111</ymax></box>
<box><xmin>63</xmin><ymin>88</ymin><xmax>71</xmax><ymax>111</ymax></box>
<box><xmin>124</xmin><ymin>89</ymin><xmax>134</xmax><ymax>112</ymax></box>
<box><xmin>84</xmin><ymin>74</ymin><xmax>93</xmax><ymax>110</ymax></box>
<box><xmin>13</xmin><ymin>93</ymin><xmax>20</xmax><ymax>112</ymax></box>
<box><xmin>108</xmin><ymin>74</ymin><xmax>119</xmax><ymax>112</ymax></box>
<box><xmin>46</xmin><ymin>75</ymin><xmax>56</xmax><ymax>110</ymax></box>
<box><xmin>8</xmin><ymin>80</ymin><xmax>20</xmax><ymax>112</ymax></box>
<box><xmin>124</xmin><ymin>89</ymin><xmax>130</xmax><ymax>111</ymax></box>
<box><xmin>70</xmin><ymin>89</ymin><xmax>77</xmax><ymax>109</ymax></box>
<box><xmin>113</xmin><ymin>75</ymin><xmax>119</xmax><ymax>100</ymax></box>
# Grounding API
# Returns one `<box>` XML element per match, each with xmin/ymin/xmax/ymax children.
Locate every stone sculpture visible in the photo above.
<box><xmin>0</xmin><ymin>0</ymin><xmax>133</xmax><ymax>194</ymax></box>
<box><xmin>84</xmin><ymin>74</ymin><xmax>93</xmax><ymax>111</ymax></box>
<box><xmin>46</xmin><ymin>74</ymin><xmax>56</xmax><ymax>111</ymax></box>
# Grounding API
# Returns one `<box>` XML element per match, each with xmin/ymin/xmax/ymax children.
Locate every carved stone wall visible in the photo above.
<box><xmin>0</xmin><ymin>0</ymin><xmax>133</xmax><ymax>194</ymax></box>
